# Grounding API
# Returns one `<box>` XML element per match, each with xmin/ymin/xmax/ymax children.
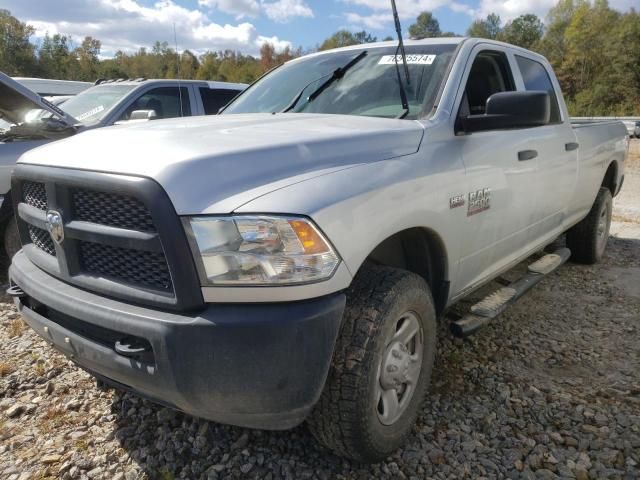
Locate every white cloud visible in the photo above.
<box><xmin>197</xmin><ymin>0</ymin><xmax>261</xmax><ymax>19</ymax></box>
<box><xmin>470</xmin><ymin>0</ymin><xmax>636</xmax><ymax>22</ymax></box>
<box><xmin>472</xmin><ymin>0</ymin><xmax>557</xmax><ymax>21</ymax></box>
<box><xmin>198</xmin><ymin>0</ymin><xmax>313</xmax><ymax>23</ymax></box>
<box><xmin>263</xmin><ymin>0</ymin><xmax>314</xmax><ymax>22</ymax></box>
<box><xmin>342</xmin><ymin>0</ymin><xmax>457</xmax><ymax>31</ymax></box>
<box><xmin>11</xmin><ymin>0</ymin><xmax>293</xmax><ymax>57</ymax></box>
<box><xmin>343</xmin><ymin>0</ymin><xmax>637</xmax><ymax>31</ymax></box>
<box><xmin>344</xmin><ymin>12</ymin><xmax>391</xmax><ymax>30</ymax></box>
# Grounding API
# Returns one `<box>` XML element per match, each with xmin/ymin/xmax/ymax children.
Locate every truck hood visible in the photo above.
<box><xmin>0</xmin><ymin>71</ymin><xmax>79</xmax><ymax>127</ymax></box>
<box><xmin>19</xmin><ymin>113</ymin><xmax>425</xmax><ymax>214</ymax></box>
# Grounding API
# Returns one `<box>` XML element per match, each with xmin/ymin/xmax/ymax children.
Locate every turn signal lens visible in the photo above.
<box><xmin>288</xmin><ymin>220</ymin><xmax>330</xmax><ymax>254</ymax></box>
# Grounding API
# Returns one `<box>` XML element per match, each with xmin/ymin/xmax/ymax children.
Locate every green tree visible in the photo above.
<box><xmin>74</xmin><ymin>36</ymin><xmax>101</xmax><ymax>81</ymax></box>
<box><xmin>319</xmin><ymin>30</ymin><xmax>377</xmax><ymax>50</ymax></box>
<box><xmin>467</xmin><ymin>13</ymin><xmax>502</xmax><ymax>39</ymax></box>
<box><xmin>408</xmin><ymin>12</ymin><xmax>441</xmax><ymax>39</ymax></box>
<box><xmin>0</xmin><ymin>9</ymin><xmax>38</xmax><ymax>75</ymax></box>
<box><xmin>498</xmin><ymin>14</ymin><xmax>544</xmax><ymax>49</ymax></box>
<box><xmin>38</xmin><ymin>33</ymin><xmax>78</xmax><ymax>79</ymax></box>
<box><xmin>196</xmin><ymin>52</ymin><xmax>219</xmax><ymax>80</ymax></box>
<box><xmin>536</xmin><ymin>0</ymin><xmax>586</xmax><ymax>72</ymax></box>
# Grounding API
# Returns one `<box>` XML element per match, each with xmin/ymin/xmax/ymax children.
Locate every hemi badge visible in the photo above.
<box><xmin>450</xmin><ymin>194</ymin><xmax>465</xmax><ymax>209</ymax></box>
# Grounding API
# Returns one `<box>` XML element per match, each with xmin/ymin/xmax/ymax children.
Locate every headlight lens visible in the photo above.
<box><xmin>186</xmin><ymin>215</ymin><xmax>340</xmax><ymax>285</ymax></box>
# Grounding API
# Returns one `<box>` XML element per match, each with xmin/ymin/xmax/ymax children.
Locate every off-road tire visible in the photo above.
<box><xmin>566</xmin><ymin>187</ymin><xmax>612</xmax><ymax>264</ymax></box>
<box><xmin>307</xmin><ymin>265</ymin><xmax>437</xmax><ymax>463</ymax></box>
<box><xmin>4</xmin><ymin>218</ymin><xmax>21</xmax><ymax>260</ymax></box>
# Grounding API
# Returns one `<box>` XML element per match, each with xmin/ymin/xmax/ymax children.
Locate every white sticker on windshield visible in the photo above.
<box><xmin>76</xmin><ymin>105</ymin><xmax>105</xmax><ymax>121</ymax></box>
<box><xmin>378</xmin><ymin>54</ymin><xmax>436</xmax><ymax>65</ymax></box>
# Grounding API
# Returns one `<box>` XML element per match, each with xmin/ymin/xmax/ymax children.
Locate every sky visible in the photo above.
<box><xmin>3</xmin><ymin>0</ymin><xmax>638</xmax><ymax>57</ymax></box>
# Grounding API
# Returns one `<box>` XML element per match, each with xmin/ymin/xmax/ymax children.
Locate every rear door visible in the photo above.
<box><xmin>199</xmin><ymin>88</ymin><xmax>243</xmax><ymax>115</ymax></box>
<box><xmin>512</xmin><ymin>54</ymin><xmax>578</xmax><ymax>238</ymax></box>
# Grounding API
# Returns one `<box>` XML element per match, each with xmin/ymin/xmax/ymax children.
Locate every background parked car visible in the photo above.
<box><xmin>0</xmin><ymin>74</ymin><xmax>247</xmax><ymax>257</ymax></box>
<box><xmin>13</xmin><ymin>77</ymin><xmax>92</xmax><ymax>97</ymax></box>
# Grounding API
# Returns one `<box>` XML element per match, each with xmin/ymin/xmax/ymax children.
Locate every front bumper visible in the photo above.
<box><xmin>10</xmin><ymin>251</ymin><xmax>346</xmax><ymax>429</ymax></box>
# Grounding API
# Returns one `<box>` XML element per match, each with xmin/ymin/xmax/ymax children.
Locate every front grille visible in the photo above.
<box><xmin>23</xmin><ymin>181</ymin><xmax>47</xmax><ymax>210</ymax></box>
<box><xmin>28</xmin><ymin>225</ymin><xmax>56</xmax><ymax>256</ymax></box>
<box><xmin>14</xmin><ymin>165</ymin><xmax>203</xmax><ymax>310</ymax></box>
<box><xmin>72</xmin><ymin>188</ymin><xmax>155</xmax><ymax>232</ymax></box>
<box><xmin>79</xmin><ymin>241</ymin><xmax>172</xmax><ymax>291</ymax></box>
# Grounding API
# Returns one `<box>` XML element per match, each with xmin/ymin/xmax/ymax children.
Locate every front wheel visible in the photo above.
<box><xmin>4</xmin><ymin>218</ymin><xmax>21</xmax><ymax>260</ymax></box>
<box><xmin>566</xmin><ymin>187</ymin><xmax>612</xmax><ymax>264</ymax></box>
<box><xmin>307</xmin><ymin>265</ymin><xmax>437</xmax><ymax>463</ymax></box>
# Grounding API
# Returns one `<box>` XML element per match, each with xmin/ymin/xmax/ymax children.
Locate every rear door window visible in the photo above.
<box><xmin>200</xmin><ymin>88</ymin><xmax>242</xmax><ymax>115</ymax></box>
<box><xmin>515</xmin><ymin>56</ymin><xmax>561</xmax><ymax>123</ymax></box>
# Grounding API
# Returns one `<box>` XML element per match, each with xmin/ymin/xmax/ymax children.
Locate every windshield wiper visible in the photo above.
<box><xmin>281</xmin><ymin>50</ymin><xmax>368</xmax><ymax>113</ymax></box>
<box><xmin>391</xmin><ymin>0</ymin><xmax>411</xmax><ymax>119</ymax></box>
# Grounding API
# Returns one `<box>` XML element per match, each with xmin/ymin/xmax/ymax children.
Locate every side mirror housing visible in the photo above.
<box><xmin>129</xmin><ymin>109</ymin><xmax>158</xmax><ymax>121</ymax></box>
<box><xmin>460</xmin><ymin>91</ymin><xmax>550</xmax><ymax>133</ymax></box>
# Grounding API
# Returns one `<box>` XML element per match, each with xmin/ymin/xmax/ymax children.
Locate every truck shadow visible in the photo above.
<box><xmin>108</xmin><ymin>390</ymin><xmax>355</xmax><ymax>478</ymax></box>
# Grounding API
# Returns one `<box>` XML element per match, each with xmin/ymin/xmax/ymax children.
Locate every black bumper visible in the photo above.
<box><xmin>10</xmin><ymin>251</ymin><xmax>346</xmax><ymax>429</ymax></box>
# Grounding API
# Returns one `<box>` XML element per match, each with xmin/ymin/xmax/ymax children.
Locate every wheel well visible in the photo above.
<box><xmin>363</xmin><ymin>228</ymin><xmax>448</xmax><ymax>317</ymax></box>
<box><xmin>601</xmin><ymin>161</ymin><xmax>618</xmax><ymax>195</ymax></box>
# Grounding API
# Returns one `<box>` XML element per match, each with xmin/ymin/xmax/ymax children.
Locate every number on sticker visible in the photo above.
<box><xmin>378</xmin><ymin>54</ymin><xmax>436</xmax><ymax>65</ymax></box>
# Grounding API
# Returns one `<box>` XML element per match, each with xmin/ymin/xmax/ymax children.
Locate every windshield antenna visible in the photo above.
<box><xmin>390</xmin><ymin>0</ymin><xmax>410</xmax><ymax>117</ymax></box>
<box><xmin>391</xmin><ymin>0</ymin><xmax>410</xmax><ymax>86</ymax></box>
<box><xmin>174</xmin><ymin>23</ymin><xmax>184</xmax><ymax>117</ymax></box>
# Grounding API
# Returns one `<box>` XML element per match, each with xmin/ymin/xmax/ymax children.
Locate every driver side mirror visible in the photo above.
<box><xmin>459</xmin><ymin>91</ymin><xmax>550</xmax><ymax>133</ymax></box>
<box><xmin>114</xmin><ymin>109</ymin><xmax>158</xmax><ymax>126</ymax></box>
<box><xmin>129</xmin><ymin>109</ymin><xmax>158</xmax><ymax>121</ymax></box>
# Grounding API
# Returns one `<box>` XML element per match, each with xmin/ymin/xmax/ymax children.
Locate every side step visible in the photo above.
<box><xmin>450</xmin><ymin>248</ymin><xmax>571</xmax><ymax>338</ymax></box>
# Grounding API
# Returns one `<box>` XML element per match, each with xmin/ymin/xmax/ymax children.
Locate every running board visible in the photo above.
<box><xmin>450</xmin><ymin>248</ymin><xmax>571</xmax><ymax>338</ymax></box>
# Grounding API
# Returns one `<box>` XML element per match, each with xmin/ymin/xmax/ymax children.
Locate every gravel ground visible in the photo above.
<box><xmin>1</xmin><ymin>142</ymin><xmax>639</xmax><ymax>480</ymax></box>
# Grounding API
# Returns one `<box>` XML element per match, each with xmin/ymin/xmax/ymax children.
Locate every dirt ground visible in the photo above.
<box><xmin>0</xmin><ymin>141</ymin><xmax>639</xmax><ymax>480</ymax></box>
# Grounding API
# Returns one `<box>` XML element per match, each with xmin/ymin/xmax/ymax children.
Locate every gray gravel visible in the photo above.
<box><xmin>1</xmin><ymin>147</ymin><xmax>639</xmax><ymax>479</ymax></box>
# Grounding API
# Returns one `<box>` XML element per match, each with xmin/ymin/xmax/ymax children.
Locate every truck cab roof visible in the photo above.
<box><xmin>94</xmin><ymin>78</ymin><xmax>248</xmax><ymax>91</ymax></box>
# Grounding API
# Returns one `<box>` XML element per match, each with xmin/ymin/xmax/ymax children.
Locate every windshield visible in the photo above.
<box><xmin>224</xmin><ymin>44</ymin><xmax>457</xmax><ymax>119</ymax></box>
<box><xmin>57</xmin><ymin>84</ymin><xmax>136</xmax><ymax>124</ymax></box>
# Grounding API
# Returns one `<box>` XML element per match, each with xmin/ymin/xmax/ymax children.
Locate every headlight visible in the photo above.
<box><xmin>185</xmin><ymin>215</ymin><xmax>340</xmax><ymax>285</ymax></box>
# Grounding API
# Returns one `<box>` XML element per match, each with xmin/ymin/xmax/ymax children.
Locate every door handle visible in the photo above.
<box><xmin>518</xmin><ymin>150</ymin><xmax>538</xmax><ymax>161</ymax></box>
<box><xmin>565</xmin><ymin>142</ymin><xmax>579</xmax><ymax>151</ymax></box>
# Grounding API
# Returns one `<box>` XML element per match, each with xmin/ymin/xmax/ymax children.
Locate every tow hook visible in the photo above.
<box><xmin>115</xmin><ymin>337</ymin><xmax>153</xmax><ymax>361</ymax></box>
<box><xmin>6</xmin><ymin>285</ymin><xmax>26</xmax><ymax>298</ymax></box>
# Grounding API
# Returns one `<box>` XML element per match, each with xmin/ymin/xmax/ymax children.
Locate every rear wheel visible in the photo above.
<box><xmin>566</xmin><ymin>187</ymin><xmax>612</xmax><ymax>264</ymax></box>
<box><xmin>307</xmin><ymin>265</ymin><xmax>437</xmax><ymax>463</ymax></box>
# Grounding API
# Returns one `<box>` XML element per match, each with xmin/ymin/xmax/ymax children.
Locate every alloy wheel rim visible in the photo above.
<box><xmin>375</xmin><ymin>311</ymin><xmax>423</xmax><ymax>426</ymax></box>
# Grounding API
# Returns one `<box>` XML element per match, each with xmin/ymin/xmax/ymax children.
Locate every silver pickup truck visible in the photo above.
<box><xmin>0</xmin><ymin>74</ymin><xmax>247</xmax><ymax>256</ymax></box>
<box><xmin>8</xmin><ymin>38</ymin><xmax>628</xmax><ymax>462</ymax></box>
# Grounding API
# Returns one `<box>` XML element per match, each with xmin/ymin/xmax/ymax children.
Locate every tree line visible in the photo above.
<box><xmin>0</xmin><ymin>1</ymin><xmax>638</xmax><ymax>115</ymax></box>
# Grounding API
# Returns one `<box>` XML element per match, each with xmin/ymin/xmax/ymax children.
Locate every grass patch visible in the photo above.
<box><xmin>34</xmin><ymin>360</ymin><xmax>46</xmax><ymax>377</ymax></box>
<box><xmin>157</xmin><ymin>467</ymin><xmax>175</xmax><ymax>480</ymax></box>
<box><xmin>74</xmin><ymin>440</ymin><xmax>89</xmax><ymax>451</ymax></box>
<box><xmin>39</xmin><ymin>407</ymin><xmax>72</xmax><ymax>434</ymax></box>
<box><xmin>613</xmin><ymin>213</ymin><xmax>640</xmax><ymax>224</ymax></box>
<box><xmin>0</xmin><ymin>361</ymin><xmax>15</xmax><ymax>377</ymax></box>
<box><xmin>8</xmin><ymin>318</ymin><xmax>26</xmax><ymax>338</ymax></box>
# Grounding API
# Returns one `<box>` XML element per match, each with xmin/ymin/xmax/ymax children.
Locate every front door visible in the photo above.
<box><xmin>453</xmin><ymin>46</ymin><xmax>543</xmax><ymax>295</ymax></box>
